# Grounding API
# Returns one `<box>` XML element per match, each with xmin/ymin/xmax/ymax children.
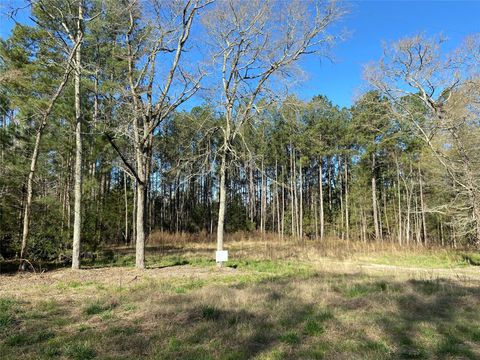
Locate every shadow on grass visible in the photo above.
<box><xmin>377</xmin><ymin>278</ymin><xmax>480</xmax><ymax>359</ymax></box>
<box><xmin>1</xmin><ymin>270</ymin><xmax>480</xmax><ymax>359</ymax></box>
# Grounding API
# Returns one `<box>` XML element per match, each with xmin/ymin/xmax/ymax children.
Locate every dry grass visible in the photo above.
<box><xmin>1</xmin><ymin>236</ymin><xmax>480</xmax><ymax>359</ymax></box>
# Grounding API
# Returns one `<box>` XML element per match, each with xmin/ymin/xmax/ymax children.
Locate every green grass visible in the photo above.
<box><xmin>83</xmin><ymin>299</ymin><xmax>118</xmax><ymax>316</ymax></box>
<box><xmin>279</xmin><ymin>331</ymin><xmax>300</xmax><ymax>345</ymax></box>
<box><xmin>1</xmin><ymin>247</ymin><xmax>480</xmax><ymax>360</ymax></box>
<box><xmin>201</xmin><ymin>306</ymin><xmax>221</xmax><ymax>321</ymax></box>
<box><xmin>64</xmin><ymin>341</ymin><xmax>96</xmax><ymax>360</ymax></box>
<box><xmin>304</xmin><ymin>318</ymin><xmax>324</xmax><ymax>336</ymax></box>
<box><xmin>0</xmin><ymin>298</ymin><xmax>16</xmax><ymax>331</ymax></box>
<box><xmin>358</xmin><ymin>250</ymin><xmax>480</xmax><ymax>269</ymax></box>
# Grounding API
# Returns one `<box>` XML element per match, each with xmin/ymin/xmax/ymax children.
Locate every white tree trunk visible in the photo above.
<box><xmin>216</xmin><ymin>150</ymin><xmax>227</xmax><ymax>254</ymax></box>
<box><xmin>135</xmin><ymin>179</ymin><xmax>146</xmax><ymax>268</ymax></box>
<box><xmin>71</xmin><ymin>1</ymin><xmax>84</xmax><ymax>270</ymax></box>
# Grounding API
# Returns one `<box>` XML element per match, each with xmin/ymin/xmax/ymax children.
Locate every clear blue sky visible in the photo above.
<box><xmin>1</xmin><ymin>0</ymin><xmax>479</xmax><ymax>109</ymax></box>
<box><xmin>297</xmin><ymin>0</ymin><xmax>480</xmax><ymax>108</ymax></box>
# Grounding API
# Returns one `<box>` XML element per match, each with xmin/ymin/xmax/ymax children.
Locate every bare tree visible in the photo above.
<box><xmin>366</xmin><ymin>33</ymin><xmax>480</xmax><ymax>245</ymax></box>
<box><xmin>202</xmin><ymin>0</ymin><xmax>345</xmax><ymax>256</ymax></box>
<box><xmin>106</xmin><ymin>0</ymin><xmax>210</xmax><ymax>269</ymax></box>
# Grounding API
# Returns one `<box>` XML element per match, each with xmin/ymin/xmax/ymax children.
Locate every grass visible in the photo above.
<box><xmin>83</xmin><ymin>299</ymin><xmax>118</xmax><ymax>316</ymax></box>
<box><xmin>1</xmin><ymin>238</ymin><xmax>480</xmax><ymax>359</ymax></box>
<box><xmin>357</xmin><ymin>249</ymin><xmax>479</xmax><ymax>269</ymax></box>
<box><xmin>0</xmin><ymin>298</ymin><xmax>16</xmax><ymax>331</ymax></box>
<box><xmin>64</xmin><ymin>341</ymin><xmax>96</xmax><ymax>360</ymax></box>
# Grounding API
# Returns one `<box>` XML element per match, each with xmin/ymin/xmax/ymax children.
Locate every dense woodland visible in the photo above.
<box><xmin>1</xmin><ymin>0</ymin><xmax>479</xmax><ymax>269</ymax></box>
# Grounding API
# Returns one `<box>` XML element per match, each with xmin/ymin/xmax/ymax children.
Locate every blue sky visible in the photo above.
<box><xmin>297</xmin><ymin>0</ymin><xmax>480</xmax><ymax>108</ymax></box>
<box><xmin>1</xmin><ymin>0</ymin><xmax>479</xmax><ymax>109</ymax></box>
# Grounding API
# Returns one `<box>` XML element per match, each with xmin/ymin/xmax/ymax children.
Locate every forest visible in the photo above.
<box><xmin>1</xmin><ymin>0</ymin><xmax>479</xmax><ymax>267</ymax></box>
<box><xmin>1</xmin><ymin>1</ymin><xmax>480</xmax><ymax>359</ymax></box>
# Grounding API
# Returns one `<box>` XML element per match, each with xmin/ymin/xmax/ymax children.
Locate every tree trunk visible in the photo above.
<box><xmin>72</xmin><ymin>1</ymin><xmax>84</xmax><ymax>270</ymax></box>
<box><xmin>319</xmin><ymin>158</ymin><xmax>324</xmax><ymax>240</ymax></box>
<box><xmin>328</xmin><ymin>157</ymin><xmax>332</xmax><ymax>211</ymax></box>
<box><xmin>260</xmin><ymin>159</ymin><xmax>265</xmax><ymax>235</ymax></box>
<box><xmin>19</xmin><ymin>40</ymin><xmax>77</xmax><ymax>267</ymax></box>
<box><xmin>344</xmin><ymin>156</ymin><xmax>349</xmax><ymax>241</ymax></box>
<box><xmin>405</xmin><ymin>179</ymin><xmax>413</xmax><ymax>246</ymax></box>
<box><xmin>216</xmin><ymin>150</ymin><xmax>227</xmax><ymax>254</ymax></box>
<box><xmin>281</xmin><ymin>166</ymin><xmax>285</xmax><ymax>240</ymax></box>
<box><xmin>339</xmin><ymin>157</ymin><xmax>344</xmax><ymax>239</ymax></box>
<box><xmin>419</xmin><ymin>167</ymin><xmax>427</xmax><ymax>245</ymax></box>
<box><xmin>396</xmin><ymin>159</ymin><xmax>402</xmax><ymax>245</ymax></box>
<box><xmin>249</xmin><ymin>161</ymin><xmax>255</xmax><ymax>222</ymax></box>
<box><xmin>299</xmin><ymin>158</ymin><xmax>303</xmax><ymax>240</ymax></box>
<box><xmin>383</xmin><ymin>187</ymin><xmax>390</xmax><ymax>239</ymax></box>
<box><xmin>124</xmin><ymin>172</ymin><xmax>129</xmax><ymax>244</ymax></box>
<box><xmin>371</xmin><ymin>153</ymin><xmax>380</xmax><ymax>241</ymax></box>
<box><xmin>20</xmin><ymin>125</ymin><xmax>44</xmax><ymax>265</ymax></box>
<box><xmin>135</xmin><ymin>179</ymin><xmax>146</xmax><ymax>268</ymax></box>
<box><xmin>290</xmin><ymin>148</ymin><xmax>295</xmax><ymax>238</ymax></box>
<box><xmin>132</xmin><ymin>180</ymin><xmax>137</xmax><ymax>245</ymax></box>
<box><xmin>275</xmin><ymin>159</ymin><xmax>281</xmax><ymax>238</ymax></box>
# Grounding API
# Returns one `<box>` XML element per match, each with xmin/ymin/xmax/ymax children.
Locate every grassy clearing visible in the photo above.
<box><xmin>1</xmin><ymin>240</ymin><xmax>480</xmax><ymax>359</ymax></box>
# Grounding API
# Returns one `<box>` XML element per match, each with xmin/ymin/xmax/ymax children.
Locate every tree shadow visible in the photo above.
<box><xmin>376</xmin><ymin>278</ymin><xmax>480</xmax><ymax>359</ymax></box>
<box><xmin>2</xmin><ymin>267</ymin><xmax>480</xmax><ymax>359</ymax></box>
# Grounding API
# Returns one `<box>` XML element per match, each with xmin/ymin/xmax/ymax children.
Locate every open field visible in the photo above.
<box><xmin>1</xmin><ymin>239</ymin><xmax>480</xmax><ymax>360</ymax></box>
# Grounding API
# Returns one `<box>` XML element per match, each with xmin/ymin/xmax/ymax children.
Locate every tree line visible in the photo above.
<box><xmin>0</xmin><ymin>0</ymin><xmax>479</xmax><ymax>269</ymax></box>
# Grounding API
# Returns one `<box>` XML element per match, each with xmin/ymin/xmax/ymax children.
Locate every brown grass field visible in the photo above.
<box><xmin>1</xmin><ymin>233</ymin><xmax>480</xmax><ymax>359</ymax></box>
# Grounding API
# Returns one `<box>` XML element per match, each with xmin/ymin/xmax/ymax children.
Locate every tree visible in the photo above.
<box><xmin>105</xmin><ymin>0</ymin><xmax>210</xmax><ymax>269</ymax></box>
<box><xmin>203</xmin><ymin>0</ymin><xmax>345</xmax><ymax>257</ymax></box>
<box><xmin>366</xmin><ymin>33</ymin><xmax>480</xmax><ymax>245</ymax></box>
<box><xmin>1</xmin><ymin>2</ymin><xmax>85</xmax><ymax>268</ymax></box>
<box><xmin>351</xmin><ymin>91</ymin><xmax>392</xmax><ymax>241</ymax></box>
